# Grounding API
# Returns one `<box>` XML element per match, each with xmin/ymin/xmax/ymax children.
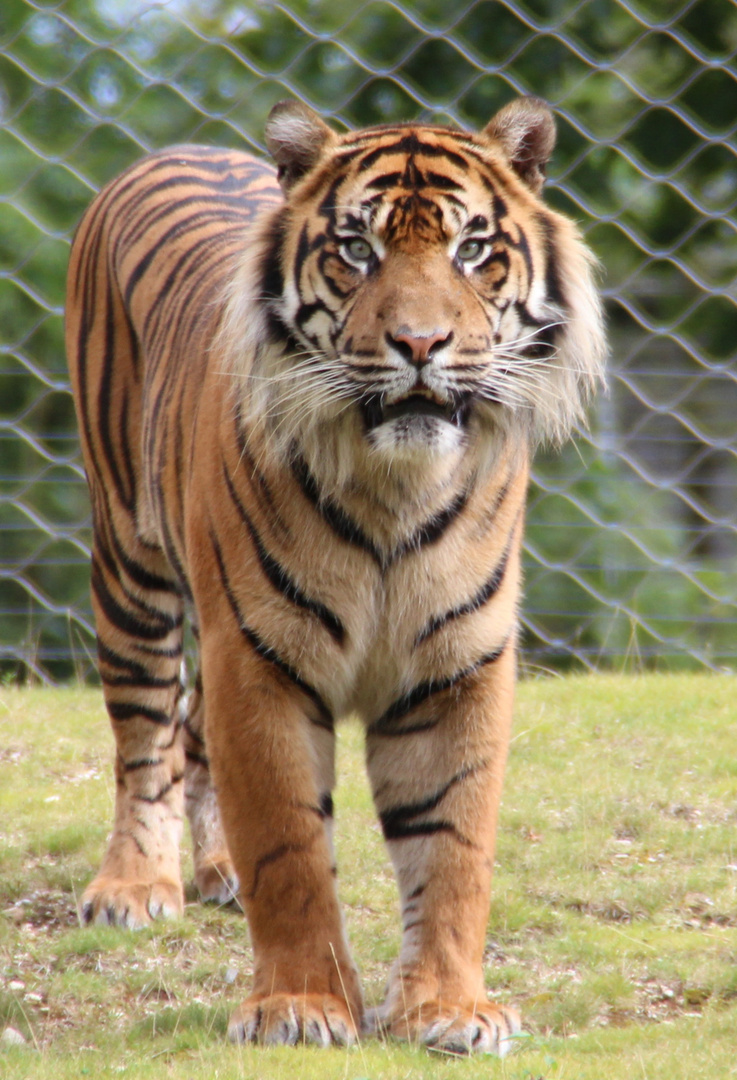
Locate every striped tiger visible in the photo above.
<box><xmin>66</xmin><ymin>96</ymin><xmax>605</xmax><ymax>1054</ymax></box>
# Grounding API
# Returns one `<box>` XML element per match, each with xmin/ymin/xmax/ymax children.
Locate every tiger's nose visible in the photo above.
<box><xmin>387</xmin><ymin>329</ymin><xmax>453</xmax><ymax>367</ymax></box>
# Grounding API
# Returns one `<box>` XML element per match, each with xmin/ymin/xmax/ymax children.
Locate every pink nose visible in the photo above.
<box><xmin>389</xmin><ymin>330</ymin><xmax>452</xmax><ymax>367</ymax></box>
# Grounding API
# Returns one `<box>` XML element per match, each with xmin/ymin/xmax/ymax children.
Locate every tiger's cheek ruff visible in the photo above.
<box><xmin>66</xmin><ymin>97</ymin><xmax>604</xmax><ymax>1054</ymax></box>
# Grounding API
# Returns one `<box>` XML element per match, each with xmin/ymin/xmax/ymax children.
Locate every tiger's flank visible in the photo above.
<box><xmin>65</xmin><ymin>96</ymin><xmax>605</xmax><ymax>1055</ymax></box>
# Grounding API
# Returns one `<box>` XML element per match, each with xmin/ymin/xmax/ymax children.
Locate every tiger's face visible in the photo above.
<box><xmin>226</xmin><ymin>98</ymin><xmax>605</xmax><ymax>488</ymax></box>
<box><xmin>281</xmin><ymin>145</ymin><xmax>557</xmax><ymax>464</ymax></box>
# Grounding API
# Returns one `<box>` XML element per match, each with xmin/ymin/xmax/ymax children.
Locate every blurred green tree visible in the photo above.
<box><xmin>1</xmin><ymin>0</ymin><xmax>735</xmax><ymax>678</ymax></box>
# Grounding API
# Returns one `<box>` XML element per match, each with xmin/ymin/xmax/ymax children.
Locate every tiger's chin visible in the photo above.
<box><xmin>366</xmin><ymin>412</ymin><xmax>466</xmax><ymax>463</ymax></box>
<box><xmin>362</xmin><ymin>392</ymin><xmax>471</xmax><ymax>464</ymax></box>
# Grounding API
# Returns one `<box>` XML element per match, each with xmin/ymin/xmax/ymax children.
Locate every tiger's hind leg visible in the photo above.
<box><xmin>81</xmin><ymin>517</ymin><xmax>187</xmax><ymax>929</ymax></box>
<box><xmin>182</xmin><ymin>666</ymin><xmax>239</xmax><ymax>906</ymax></box>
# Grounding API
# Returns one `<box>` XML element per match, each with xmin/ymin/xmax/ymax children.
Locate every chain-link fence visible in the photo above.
<box><xmin>1</xmin><ymin>0</ymin><xmax>736</xmax><ymax>681</ymax></box>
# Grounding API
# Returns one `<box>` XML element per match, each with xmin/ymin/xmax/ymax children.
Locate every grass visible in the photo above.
<box><xmin>1</xmin><ymin>674</ymin><xmax>736</xmax><ymax>1078</ymax></box>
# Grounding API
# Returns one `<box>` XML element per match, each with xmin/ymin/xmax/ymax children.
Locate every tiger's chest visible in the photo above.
<box><xmin>182</xmin><ymin>377</ymin><xmax>526</xmax><ymax>728</ymax></box>
<box><xmin>196</xmin><ymin>463</ymin><xmax>524</xmax><ymax>727</ymax></box>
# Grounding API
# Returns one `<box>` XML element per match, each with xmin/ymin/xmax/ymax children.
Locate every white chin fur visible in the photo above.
<box><xmin>367</xmin><ymin>415</ymin><xmax>465</xmax><ymax>461</ymax></box>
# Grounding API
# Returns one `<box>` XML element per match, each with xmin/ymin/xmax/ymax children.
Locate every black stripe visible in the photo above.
<box><xmin>123</xmin><ymin>756</ymin><xmax>165</xmax><ymax>772</ymax></box>
<box><xmin>365</xmin><ymin>172</ymin><xmax>404</xmax><ymax>191</ymax></box>
<box><xmin>537</xmin><ymin>213</ymin><xmax>567</xmax><ymax>310</ymax></box>
<box><xmin>185</xmin><ymin>749</ymin><xmax>209</xmax><ymax>769</ymax></box>
<box><xmin>210</xmin><ymin>528</ymin><xmax>334</xmax><ymax>731</ymax></box>
<box><xmin>223</xmin><ymin>464</ymin><xmax>345</xmax><ymax>645</ymax></box>
<box><xmin>133</xmin><ymin>776</ymin><xmax>182</xmax><ymax>803</ymax></box>
<box><xmin>93</xmin><ymin>533</ymin><xmax>182</xmax><ymax>623</ymax></box>
<box><xmin>329</xmin><ymin>147</ymin><xmax>364</xmax><ymax>171</ymax></box>
<box><xmin>250</xmin><ymin>842</ymin><xmax>305</xmax><ymax>899</ymax></box>
<box><xmin>383</xmin><ymin>819</ymin><xmax>456</xmax><ymax>841</ymax></box>
<box><xmin>318</xmin><ymin>248</ymin><xmax>358</xmax><ymax>299</ymax></box>
<box><xmin>159</xmin><ymin>726</ymin><xmax>181</xmax><ymax>752</ymax></box>
<box><xmin>358</xmin><ymin>135</ymin><xmax>469</xmax><ymax>173</ymax></box>
<box><xmin>147</xmin><ymin>429</ymin><xmax>192</xmax><ymax>600</ymax></box>
<box><xmin>91</xmin><ymin>561</ymin><xmax>182</xmax><ymax>642</ymax></box>
<box><xmin>101</xmin><ymin>671</ymin><xmax>180</xmax><ymax>689</ymax></box>
<box><xmin>97</xmin><ymin>640</ymin><xmax>179</xmax><ymax>688</ymax></box>
<box><xmin>467</xmin><ymin>214</ymin><xmax>490</xmax><ymax>232</ymax></box>
<box><xmin>320</xmin><ymin>792</ymin><xmax>334</xmax><ymax>819</ymax></box>
<box><xmin>260</xmin><ymin>211</ymin><xmax>287</xmax><ymax>300</ymax></box>
<box><xmin>367</xmin><ymin>717</ymin><xmax>440</xmax><ymax>740</ymax></box>
<box><xmin>98</xmin><ymin>277</ymin><xmax>134</xmax><ymax>511</ymax></box>
<box><xmin>73</xmin><ymin>293</ymin><xmax>92</xmax><ymax>447</ymax></box>
<box><xmin>259</xmin><ymin>210</ymin><xmax>292</xmax><ymax>343</ymax></box>
<box><xmin>477</xmin><ymin>248</ymin><xmax>510</xmax><ymax>282</ymax></box>
<box><xmin>510</xmin><ymin>225</ymin><xmax>534</xmax><ymax>295</ymax></box>
<box><xmin>414</xmin><ymin>533</ymin><xmax>514</xmax><ymax>645</ymax></box>
<box><xmin>128</xmin><ymin>833</ymin><xmax>147</xmax><ymax>859</ymax></box>
<box><xmin>290</xmin><ymin>451</ymin><xmax>384</xmax><ymax>567</ymax></box>
<box><xmin>426</xmin><ymin>171</ymin><xmax>464</xmax><ymax>191</ymax></box>
<box><xmin>394</xmin><ymin>486</ymin><xmax>469</xmax><ymax>560</ymax></box>
<box><xmin>153</xmin><ymin>481</ymin><xmax>189</xmax><ymax>602</ymax></box>
<box><xmin>295</xmin><ymin>297</ymin><xmax>332</xmax><ymax>336</ymax></box>
<box><xmin>98</xmin><ymin>642</ymin><xmax>179</xmax><ymax>689</ymax></box>
<box><xmin>379</xmin><ymin>765</ymin><xmax>478</xmax><ymax>841</ymax></box>
<box><xmin>370</xmin><ymin>639</ymin><xmax>509</xmax><ymax>734</ymax></box>
<box><xmin>183</xmin><ymin>715</ymin><xmax>205</xmax><ymax>747</ymax></box>
<box><xmin>108</xmin><ymin>702</ymin><xmax>173</xmax><ymax>726</ymax></box>
<box><xmin>294</xmin><ymin>221</ymin><xmax>311</xmax><ymax>277</ymax></box>
<box><xmin>117</xmin><ymin>385</ymin><xmax>137</xmax><ymax>509</ymax></box>
<box><xmin>317</xmin><ymin>173</ymin><xmax>346</xmax><ymax>220</ymax></box>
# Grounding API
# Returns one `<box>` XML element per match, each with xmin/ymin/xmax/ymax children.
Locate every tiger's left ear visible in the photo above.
<box><xmin>265</xmin><ymin>100</ymin><xmax>336</xmax><ymax>192</ymax></box>
<box><xmin>483</xmin><ymin>96</ymin><xmax>556</xmax><ymax>193</ymax></box>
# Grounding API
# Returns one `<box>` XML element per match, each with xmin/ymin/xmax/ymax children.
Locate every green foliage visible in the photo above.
<box><xmin>1</xmin><ymin>0</ymin><xmax>736</xmax><ymax>678</ymax></box>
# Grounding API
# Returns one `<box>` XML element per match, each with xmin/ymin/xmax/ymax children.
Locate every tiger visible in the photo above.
<box><xmin>65</xmin><ymin>95</ymin><xmax>605</xmax><ymax>1055</ymax></box>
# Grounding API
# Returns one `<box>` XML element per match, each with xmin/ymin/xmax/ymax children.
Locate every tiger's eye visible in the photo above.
<box><xmin>343</xmin><ymin>237</ymin><xmax>373</xmax><ymax>262</ymax></box>
<box><xmin>457</xmin><ymin>238</ymin><xmax>484</xmax><ymax>262</ymax></box>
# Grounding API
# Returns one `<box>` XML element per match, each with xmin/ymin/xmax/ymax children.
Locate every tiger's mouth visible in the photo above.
<box><xmin>361</xmin><ymin>393</ymin><xmax>471</xmax><ymax>431</ymax></box>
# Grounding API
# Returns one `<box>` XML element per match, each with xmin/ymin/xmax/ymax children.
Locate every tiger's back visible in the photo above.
<box><xmin>67</xmin><ymin>146</ymin><xmax>282</xmax><ymax>545</ymax></box>
<box><xmin>66</xmin><ymin>99</ymin><xmax>605</xmax><ymax>1055</ymax></box>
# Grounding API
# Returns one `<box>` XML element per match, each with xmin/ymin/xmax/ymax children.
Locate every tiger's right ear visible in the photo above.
<box><xmin>265</xmin><ymin>101</ymin><xmax>336</xmax><ymax>192</ymax></box>
<box><xmin>483</xmin><ymin>96</ymin><xmax>556</xmax><ymax>193</ymax></box>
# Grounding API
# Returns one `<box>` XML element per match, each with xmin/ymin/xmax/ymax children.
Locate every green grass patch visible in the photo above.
<box><xmin>1</xmin><ymin>675</ymin><xmax>736</xmax><ymax>1078</ymax></box>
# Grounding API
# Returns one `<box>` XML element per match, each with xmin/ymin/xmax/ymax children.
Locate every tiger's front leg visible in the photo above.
<box><xmin>200</xmin><ymin>625</ymin><xmax>363</xmax><ymax>1047</ymax></box>
<box><xmin>366</xmin><ymin>642</ymin><xmax>521</xmax><ymax>1056</ymax></box>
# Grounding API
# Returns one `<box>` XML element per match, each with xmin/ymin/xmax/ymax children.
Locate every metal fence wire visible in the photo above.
<box><xmin>1</xmin><ymin>0</ymin><xmax>736</xmax><ymax>681</ymax></box>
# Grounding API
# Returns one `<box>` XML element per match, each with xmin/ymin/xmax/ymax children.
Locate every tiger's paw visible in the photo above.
<box><xmin>193</xmin><ymin>851</ymin><xmax>240</xmax><ymax>907</ymax></box>
<box><xmin>80</xmin><ymin>876</ymin><xmax>184</xmax><ymax>929</ymax></box>
<box><xmin>227</xmin><ymin>992</ymin><xmax>359</xmax><ymax>1047</ymax></box>
<box><xmin>370</xmin><ymin>999</ymin><xmax>520</xmax><ymax>1056</ymax></box>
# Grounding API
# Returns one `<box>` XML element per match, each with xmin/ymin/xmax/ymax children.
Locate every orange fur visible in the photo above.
<box><xmin>66</xmin><ymin>99</ymin><xmax>604</xmax><ymax>1053</ymax></box>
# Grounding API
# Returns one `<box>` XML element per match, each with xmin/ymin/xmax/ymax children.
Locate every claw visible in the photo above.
<box><xmin>228</xmin><ymin>994</ymin><xmax>358</xmax><ymax>1048</ymax></box>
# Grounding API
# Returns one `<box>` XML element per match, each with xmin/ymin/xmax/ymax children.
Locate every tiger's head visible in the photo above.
<box><xmin>224</xmin><ymin>97</ymin><xmax>605</xmax><ymax>494</ymax></box>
